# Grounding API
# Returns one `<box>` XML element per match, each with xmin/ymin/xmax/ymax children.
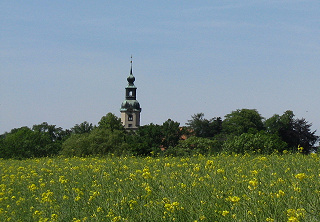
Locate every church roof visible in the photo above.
<box><xmin>120</xmin><ymin>100</ymin><xmax>141</xmax><ymax>112</ymax></box>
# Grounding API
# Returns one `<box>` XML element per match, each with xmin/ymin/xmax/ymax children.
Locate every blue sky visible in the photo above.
<box><xmin>1</xmin><ymin>1</ymin><xmax>320</xmax><ymax>138</ymax></box>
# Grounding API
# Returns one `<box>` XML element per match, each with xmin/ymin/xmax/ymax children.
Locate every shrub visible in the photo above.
<box><xmin>222</xmin><ymin>132</ymin><xmax>287</xmax><ymax>154</ymax></box>
<box><xmin>61</xmin><ymin>128</ymin><xmax>127</xmax><ymax>156</ymax></box>
<box><xmin>167</xmin><ymin>136</ymin><xmax>218</xmax><ymax>156</ymax></box>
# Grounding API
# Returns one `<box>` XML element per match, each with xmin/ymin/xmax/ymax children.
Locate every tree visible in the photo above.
<box><xmin>98</xmin><ymin>113</ymin><xmax>124</xmax><ymax>132</ymax></box>
<box><xmin>173</xmin><ymin>136</ymin><xmax>218</xmax><ymax>155</ymax></box>
<box><xmin>186</xmin><ymin>113</ymin><xmax>222</xmax><ymax>138</ymax></box>
<box><xmin>161</xmin><ymin>119</ymin><xmax>182</xmax><ymax>148</ymax></box>
<box><xmin>0</xmin><ymin>127</ymin><xmax>54</xmax><ymax>158</ymax></box>
<box><xmin>71</xmin><ymin>121</ymin><xmax>94</xmax><ymax>134</ymax></box>
<box><xmin>61</xmin><ymin>113</ymin><xmax>127</xmax><ymax>157</ymax></box>
<box><xmin>32</xmin><ymin>122</ymin><xmax>70</xmax><ymax>154</ymax></box>
<box><xmin>222</xmin><ymin>132</ymin><xmax>287</xmax><ymax>154</ymax></box>
<box><xmin>127</xmin><ymin>123</ymin><xmax>163</xmax><ymax>155</ymax></box>
<box><xmin>265</xmin><ymin>110</ymin><xmax>318</xmax><ymax>152</ymax></box>
<box><xmin>32</xmin><ymin>122</ymin><xmax>70</xmax><ymax>142</ymax></box>
<box><xmin>61</xmin><ymin>128</ymin><xmax>127</xmax><ymax>156</ymax></box>
<box><xmin>222</xmin><ymin>109</ymin><xmax>265</xmax><ymax>135</ymax></box>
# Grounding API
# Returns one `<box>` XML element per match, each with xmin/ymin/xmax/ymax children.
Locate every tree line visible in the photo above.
<box><xmin>0</xmin><ymin>109</ymin><xmax>318</xmax><ymax>159</ymax></box>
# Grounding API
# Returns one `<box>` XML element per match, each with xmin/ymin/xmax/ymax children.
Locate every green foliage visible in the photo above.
<box><xmin>161</xmin><ymin>119</ymin><xmax>182</xmax><ymax>148</ymax></box>
<box><xmin>61</xmin><ymin>128</ymin><xmax>127</xmax><ymax>157</ymax></box>
<box><xmin>127</xmin><ymin>123</ymin><xmax>163</xmax><ymax>155</ymax></box>
<box><xmin>222</xmin><ymin>109</ymin><xmax>265</xmax><ymax>135</ymax></box>
<box><xmin>1</xmin><ymin>127</ymin><xmax>47</xmax><ymax>158</ymax></box>
<box><xmin>222</xmin><ymin>132</ymin><xmax>287</xmax><ymax>154</ymax></box>
<box><xmin>60</xmin><ymin>113</ymin><xmax>128</xmax><ymax>157</ymax></box>
<box><xmin>1</xmin><ymin>109</ymin><xmax>319</xmax><ymax>158</ymax></box>
<box><xmin>169</xmin><ymin>136</ymin><xmax>219</xmax><ymax>156</ymax></box>
<box><xmin>265</xmin><ymin>110</ymin><xmax>319</xmax><ymax>153</ymax></box>
<box><xmin>98</xmin><ymin>113</ymin><xmax>124</xmax><ymax>132</ymax></box>
<box><xmin>126</xmin><ymin>119</ymin><xmax>184</xmax><ymax>155</ymax></box>
<box><xmin>60</xmin><ymin>133</ymin><xmax>91</xmax><ymax>156</ymax></box>
<box><xmin>0</xmin><ymin>123</ymin><xmax>69</xmax><ymax>159</ymax></box>
<box><xmin>186</xmin><ymin>113</ymin><xmax>222</xmax><ymax>138</ymax></box>
<box><xmin>71</xmin><ymin>121</ymin><xmax>94</xmax><ymax>134</ymax></box>
<box><xmin>32</xmin><ymin>122</ymin><xmax>69</xmax><ymax>142</ymax></box>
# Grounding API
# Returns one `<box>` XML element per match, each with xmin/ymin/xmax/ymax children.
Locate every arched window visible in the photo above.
<box><xmin>128</xmin><ymin>115</ymin><xmax>133</xmax><ymax>121</ymax></box>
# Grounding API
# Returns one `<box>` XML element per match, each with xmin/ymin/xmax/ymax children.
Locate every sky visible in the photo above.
<box><xmin>1</xmin><ymin>1</ymin><xmax>320</xmax><ymax>138</ymax></box>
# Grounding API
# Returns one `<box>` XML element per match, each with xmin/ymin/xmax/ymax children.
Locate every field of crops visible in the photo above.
<box><xmin>1</xmin><ymin>153</ymin><xmax>320</xmax><ymax>221</ymax></box>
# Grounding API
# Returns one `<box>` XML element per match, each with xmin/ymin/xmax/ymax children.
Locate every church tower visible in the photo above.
<box><xmin>120</xmin><ymin>58</ymin><xmax>142</xmax><ymax>130</ymax></box>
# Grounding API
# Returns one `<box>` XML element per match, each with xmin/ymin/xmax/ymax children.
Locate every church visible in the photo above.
<box><xmin>120</xmin><ymin>59</ymin><xmax>142</xmax><ymax>130</ymax></box>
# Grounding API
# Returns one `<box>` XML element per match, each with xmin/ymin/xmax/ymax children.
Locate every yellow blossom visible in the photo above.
<box><xmin>227</xmin><ymin>196</ymin><xmax>241</xmax><ymax>203</ymax></box>
<box><xmin>295</xmin><ymin>173</ymin><xmax>306</xmax><ymax>180</ymax></box>
<box><xmin>222</xmin><ymin>211</ymin><xmax>229</xmax><ymax>216</ymax></box>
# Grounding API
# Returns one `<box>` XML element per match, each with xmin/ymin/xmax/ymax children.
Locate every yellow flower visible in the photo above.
<box><xmin>59</xmin><ymin>176</ymin><xmax>68</xmax><ymax>184</ymax></box>
<box><xmin>28</xmin><ymin>184</ymin><xmax>38</xmax><ymax>192</ymax></box>
<box><xmin>145</xmin><ymin>186</ymin><xmax>152</xmax><ymax>193</ymax></box>
<box><xmin>287</xmin><ymin>208</ymin><xmax>306</xmax><ymax>221</ymax></box>
<box><xmin>297</xmin><ymin>145</ymin><xmax>304</xmax><ymax>152</ymax></box>
<box><xmin>295</xmin><ymin>173</ymin><xmax>306</xmax><ymax>180</ymax></box>
<box><xmin>51</xmin><ymin>214</ymin><xmax>58</xmax><ymax>221</ymax></box>
<box><xmin>41</xmin><ymin>190</ymin><xmax>54</xmax><ymax>203</ymax></box>
<box><xmin>217</xmin><ymin>169</ymin><xmax>224</xmax><ymax>173</ymax></box>
<box><xmin>142</xmin><ymin>171</ymin><xmax>152</xmax><ymax>179</ymax></box>
<box><xmin>111</xmin><ymin>216</ymin><xmax>122</xmax><ymax>222</ymax></box>
<box><xmin>249</xmin><ymin>178</ymin><xmax>258</xmax><ymax>187</ymax></box>
<box><xmin>206</xmin><ymin>160</ymin><xmax>214</xmax><ymax>166</ymax></box>
<box><xmin>287</xmin><ymin>216</ymin><xmax>299</xmax><ymax>222</ymax></box>
<box><xmin>227</xmin><ymin>196</ymin><xmax>240</xmax><ymax>203</ymax></box>
<box><xmin>277</xmin><ymin>190</ymin><xmax>285</xmax><ymax>197</ymax></box>
<box><xmin>222</xmin><ymin>211</ymin><xmax>229</xmax><ymax>216</ymax></box>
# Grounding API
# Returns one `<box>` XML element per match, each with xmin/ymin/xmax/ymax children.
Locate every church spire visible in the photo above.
<box><xmin>120</xmin><ymin>56</ymin><xmax>142</xmax><ymax>130</ymax></box>
<box><xmin>130</xmin><ymin>55</ymin><xmax>133</xmax><ymax>75</ymax></box>
<box><xmin>127</xmin><ymin>55</ymin><xmax>135</xmax><ymax>86</ymax></box>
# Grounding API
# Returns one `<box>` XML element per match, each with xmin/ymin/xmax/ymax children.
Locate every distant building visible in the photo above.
<box><xmin>120</xmin><ymin>58</ymin><xmax>142</xmax><ymax>130</ymax></box>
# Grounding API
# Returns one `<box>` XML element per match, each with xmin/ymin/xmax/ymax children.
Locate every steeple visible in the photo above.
<box><xmin>127</xmin><ymin>55</ymin><xmax>135</xmax><ymax>86</ymax></box>
<box><xmin>120</xmin><ymin>57</ymin><xmax>142</xmax><ymax>130</ymax></box>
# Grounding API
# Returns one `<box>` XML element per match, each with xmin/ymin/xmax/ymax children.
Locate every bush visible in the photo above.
<box><xmin>222</xmin><ymin>132</ymin><xmax>287</xmax><ymax>154</ymax></box>
<box><xmin>0</xmin><ymin>127</ymin><xmax>62</xmax><ymax>159</ymax></box>
<box><xmin>61</xmin><ymin>128</ymin><xmax>127</xmax><ymax>156</ymax></box>
<box><xmin>165</xmin><ymin>136</ymin><xmax>219</xmax><ymax>156</ymax></box>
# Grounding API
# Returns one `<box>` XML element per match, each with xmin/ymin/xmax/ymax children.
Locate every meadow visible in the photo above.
<box><xmin>1</xmin><ymin>153</ymin><xmax>320</xmax><ymax>221</ymax></box>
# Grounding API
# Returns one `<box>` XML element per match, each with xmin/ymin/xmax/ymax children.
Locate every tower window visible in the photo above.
<box><xmin>128</xmin><ymin>124</ymin><xmax>132</xmax><ymax>127</ymax></box>
<box><xmin>128</xmin><ymin>115</ymin><xmax>133</xmax><ymax>121</ymax></box>
<box><xmin>129</xmin><ymin>91</ymin><xmax>133</xmax><ymax>96</ymax></box>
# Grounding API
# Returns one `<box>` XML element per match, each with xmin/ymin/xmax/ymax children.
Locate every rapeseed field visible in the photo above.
<box><xmin>1</xmin><ymin>153</ymin><xmax>320</xmax><ymax>221</ymax></box>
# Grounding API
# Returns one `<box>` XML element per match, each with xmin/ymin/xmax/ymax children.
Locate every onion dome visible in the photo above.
<box><xmin>127</xmin><ymin>67</ymin><xmax>135</xmax><ymax>85</ymax></box>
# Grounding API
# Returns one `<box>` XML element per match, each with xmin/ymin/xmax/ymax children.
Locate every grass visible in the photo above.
<box><xmin>1</xmin><ymin>153</ymin><xmax>320</xmax><ymax>221</ymax></box>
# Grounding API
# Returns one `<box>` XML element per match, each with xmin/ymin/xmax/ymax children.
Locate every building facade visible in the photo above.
<box><xmin>120</xmin><ymin>60</ymin><xmax>142</xmax><ymax>130</ymax></box>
